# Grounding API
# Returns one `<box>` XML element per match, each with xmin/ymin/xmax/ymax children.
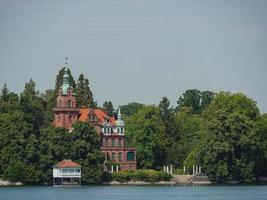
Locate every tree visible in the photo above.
<box><xmin>0</xmin><ymin>84</ymin><xmax>19</xmax><ymax>113</ymax></box>
<box><xmin>40</xmin><ymin>89</ymin><xmax>54</xmax><ymax>127</ymax></box>
<box><xmin>255</xmin><ymin>114</ymin><xmax>267</xmax><ymax>177</ymax></box>
<box><xmin>39</xmin><ymin>126</ymin><xmax>70</xmax><ymax>184</ymax></box>
<box><xmin>126</xmin><ymin>105</ymin><xmax>168</xmax><ymax>169</ymax></box>
<box><xmin>159</xmin><ymin>97</ymin><xmax>177</xmax><ymax>141</ymax></box>
<box><xmin>103</xmin><ymin>101</ymin><xmax>114</xmax><ymax>116</ymax></box>
<box><xmin>196</xmin><ymin>93</ymin><xmax>260</xmax><ymax>183</ymax></box>
<box><xmin>70</xmin><ymin>122</ymin><xmax>105</xmax><ymax>184</ymax></box>
<box><xmin>0</xmin><ymin>111</ymin><xmax>34</xmax><ymax>183</ymax></box>
<box><xmin>76</xmin><ymin>74</ymin><xmax>96</xmax><ymax>108</ymax></box>
<box><xmin>20</xmin><ymin>79</ymin><xmax>45</xmax><ymax>131</ymax></box>
<box><xmin>120</xmin><ymin>102</ymin><xmax>145</xmax><ymax>117</ymax></box>
<box><xmin>176</xmin><ymin>89</ymin><xmax>215</xmax><ymax>114</ymax></box>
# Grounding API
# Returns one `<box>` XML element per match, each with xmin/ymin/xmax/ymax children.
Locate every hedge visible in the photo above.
<box><xmin>104</xmin><ymin>169</ymin><xmax>172</xmax><ymax>183</ymax></box>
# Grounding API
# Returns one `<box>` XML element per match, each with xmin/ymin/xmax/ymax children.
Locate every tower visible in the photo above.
<box><xmin>53</xmin><ymin>67</ymin><xmax>79</xmax><ymax>129</ymax></box>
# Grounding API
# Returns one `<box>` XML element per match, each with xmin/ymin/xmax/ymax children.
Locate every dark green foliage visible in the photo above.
<box><xmin>196</xmin><ymin>93</ymin><xmax>261</xmax><ymax>183</ymax></box>
<box><xmin>20</xmin><ymin>79</ymin><xmax>45</xmax><ymax>131</ymax></box>
<box><xmin>0</xmin><ymin>83</ymin><xmax>104</xmax><ymax>185</ymax></box>
<box><xmin>76</xmin><ymin>74</ymin><xmax>96</xmax><ymax>108</ymax></box>
<box><xmin>0</xmin><ymin>79</ymin><xmax>266</xmax><ymax>185</ymax></box>
<box><xmin>126</xmin><ymin>105</ymin><xmax>169</xmax><ymax>169</ymax></box>
<box><xmin>120</xmin><ymin>102</ymin><xmax>145</xmax><ymax>117</ymax></box>
<box><xmin>176</xmin><ymin>89</ymin><xmax>215</xmax><ymax>114</ymax></box>
<box><xmin>71</xmin><ymin>122</ymin><xmax>105</xmax><ymax>184</ymax></box>
<box><xmin>40</xmin><ymin>89</ymin><xmax>55</xmax><ymax>127</ymax></box>
<box><xmin>255</xmin><ymin>114</ymin><xmax>267</xmax><ymax>177</ymax></box>
<box><xmin>110</xmin><ymin>170</ymin><xmax>172</xmax><ymax>182</ymax></box>
<box><xmin>103</xmin><ymin>101</ymin><xmax>114</xmax><ymax>116</ymax></box>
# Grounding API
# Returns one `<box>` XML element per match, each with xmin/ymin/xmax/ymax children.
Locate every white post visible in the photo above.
<box><xmin>183</xmin><ymin>166</ymin><xmax>186</xmax><ymax>174</ymax></box>
<box><xmin>166</xmin><ymin>166</ymin><xmax>169</xmax><ymax>174</ymax></box>
<box><xmin>196</xmin><ymin>166</ymin><xmax>198</xmax><ymax>175</ymax></box>
<box><xmin>111</xmin><ymin>165</ymin><xmax>114</xmax><ymax>173</ymax></box>
<box><xmin>170</xmin><ymin>165</ymin><xmax>173</xmax><ymax>175</ymax></box>
<box><xmin>164</xmin><ymin>166</ymin><xmax>166</xmax><ymax>172</ymax></box>
<box><xmin>116</xmin><ymin>165</ymin><xmax>119</xmax><ymax>172</ymax></box>
<box><xmin>199</xmin><ymin>166</ymin><xmax>201</xmax><ymax>174</ymax></box>
<box><xmin>193</xmin><ymin>165</ymin><xmax>195</xmax><ymax>176</ymax></box>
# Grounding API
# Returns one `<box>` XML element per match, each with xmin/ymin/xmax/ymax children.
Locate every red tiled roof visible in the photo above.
<box><xmin>79</xmin><ymin>108</ymin><xmax>116</xmax><ymax>125</ymax></box>
<box><xmin>53</xmin><ymin>160</ymin><xmax>81</xmax><ymax>168</ymax></box>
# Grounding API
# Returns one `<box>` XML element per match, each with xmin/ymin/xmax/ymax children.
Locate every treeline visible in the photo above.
<box><xmin>0</xmin><ymin>68</ymin><xmax>267</xmax><ymax>184</ymax></box>
<box><xmin>121</xmin><ymin>91</ymin><xmax>267</xmax><ymax>183</ymax></box>
<box><xmin>0</xmin><ymin>78</ymin><xmax>104</xmax><ymax>184</ymax></box>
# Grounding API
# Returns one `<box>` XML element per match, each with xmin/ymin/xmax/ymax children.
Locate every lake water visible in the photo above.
<box><xmin>0</xmin><ymin>185</ymin><xmax>266</xmax><ymax>200</ymax></box>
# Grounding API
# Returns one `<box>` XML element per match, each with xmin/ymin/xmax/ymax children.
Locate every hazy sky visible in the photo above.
<box><xmin>0</xmin><ymin>0</ymin><xmax>267</xmax><ymax>112</ymax></box>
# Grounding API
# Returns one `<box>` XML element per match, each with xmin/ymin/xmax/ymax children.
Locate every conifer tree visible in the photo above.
<box><xmin>76</xmin><ymin>74</ymin><xmax>96</xmax><ymax>108</ymax></box>
<box><xmin>103</xmin><ymin>101</ymin><xmax>114</xmax><ymax>116</ymax></box>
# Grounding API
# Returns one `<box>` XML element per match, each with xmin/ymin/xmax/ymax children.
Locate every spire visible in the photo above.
<box><xmin>116</xmin><ymin>107</ymin><xmax>124</xmax><ymax>127</ymax></box>
<box><xmin>118</xmin><ymin>107</ymin><xmax>122</xmax><ymax>120</ymax></box>
<box><xmin>61</xmin><ymin>57</ymin><xmax>71</xmax><ymax>95</ymax></box>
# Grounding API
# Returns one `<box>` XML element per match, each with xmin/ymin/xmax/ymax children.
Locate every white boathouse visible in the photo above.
<box><xmin>53</xmin><ymin>160</ymin><xmax>81</xmax><ymax>186</ymax></box>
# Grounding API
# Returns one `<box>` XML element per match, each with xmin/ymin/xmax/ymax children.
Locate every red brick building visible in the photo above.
<box><xmin>53</xmin><ymin>68</ymin><xmax>136</xmax><ymax>170</ymax></box>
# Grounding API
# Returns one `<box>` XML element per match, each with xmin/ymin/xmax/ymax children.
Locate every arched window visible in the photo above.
<box><xmin>127</xmin><ymin>152</ymin><xmax>135</xmax><ymax>161</ymax></box>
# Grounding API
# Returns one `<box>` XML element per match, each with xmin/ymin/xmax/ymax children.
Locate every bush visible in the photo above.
<box><xmin>109</xmin><ymin>169</ymin><xmax>172</xmax><ymax>183</ymax></box>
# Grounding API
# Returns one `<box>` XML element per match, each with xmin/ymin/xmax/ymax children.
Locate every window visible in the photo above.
<box><xmin>118</xmin><ymin>152</ymin><xmax>122</xmax><ymax>162</ymax></box>
<box><xmin>127</xmin><ymin>152</ymin><xmax>135</xmax><ymax>161</ymax></box>
<box><xmin>58</xmin><ymin>100</ymin><xmax>62</xmax><ymax>107</ymax></box>
<box><xmin>112</xmin><ymin>152</ymin><xmax>115</xmax><ymax>160</ymax></box>
<box><xmin>68</xmin><ymin>100</ymin><xmax>71</xmax><ymax>107</ymax></box>
<box><xmin>105</xmin><ymin>138</ymin><xmax>109</xmax><ymax>146</ymax></box>
<box><xmin>117</xmin><ymin>128</ymin><xmax>120</xmax><ymax>134</ymax></box>
<box><xmin>57</xmin><ymin>115</ymin><xmax>61</xmax><ymax>122</ymax></box>
<box><xmin>118</xmin><ymin>138</ymin><xmax>122</xmax><ymax>147</ymax></box>
<box><xmin>112</xmin><ymin>138</ymin><xmax>115</xmax><ymax>147</ymax></box>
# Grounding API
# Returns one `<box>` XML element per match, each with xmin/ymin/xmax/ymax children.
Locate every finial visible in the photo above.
<box><xmin>65</xmin><ymin>57</ymin><xmax>68</xmax><ymax>66</ymax></box>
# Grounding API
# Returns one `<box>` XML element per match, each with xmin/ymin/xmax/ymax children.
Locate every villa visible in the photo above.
<box><xmin>52</xmin><ymin>68</ymin><xmax>137</xmax><ymax>171</ymax></box>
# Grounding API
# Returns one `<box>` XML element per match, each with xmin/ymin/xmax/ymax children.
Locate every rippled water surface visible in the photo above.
<box><xmin>0</xmin><ymin>185</ymin><xmax>266</xmax><ymax>200</ymax></box>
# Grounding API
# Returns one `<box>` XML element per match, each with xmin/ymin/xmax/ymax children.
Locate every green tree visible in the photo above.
<box><xmin>255</xmin><ymin>114</ymin><xmax>267</xmax><ymax>177</ymax></box>
<box><xmin>197</xmin><ymin>92</ymin><xmax>260</xmax><ymax>183</ymax></box>
<box><xmin>76</xmin><ymin>74</ymin><xmax>96</xmax><ymax>108</ymax></box>
<box><xmin>20</xmin><ymin>79</ymin><xmax>45</xmax><ymax>131</ymax></box>
<box><xmin>40</xmin><ymin>89</ymin><xmax>54</xmax><ymax>127</ymax></box>
<box><xmin>0</xmin><ymin>84</ymin><xmax>19</xmax><ymax>113</ymax></box>
<box><xmin>103</xmin><ymin>101</ymin><xmax>114</xmax><ymax>116</ymax></box>
<box><xmin>120</xmin><ymin>102</ymin><xmax>145</xmax><ymax>117</ymax></box>
<box><xmin>39</xmin><ymin>126</ymin><xmax>70</xmax><ymax>184</ymax></box>
<box><xmin>126</xmin><ymin>105</ymin><xmax>168</xmax><ymax>169</ymax></box>
<box><xmin>176</xmin><ymin>89</ymin><xmax>215</xmax><ymax>114</ymax></box>
<box><xmin>70</xmin><ymin>122</ymin><xmax>105</xmax><ymax>184</ymax></box>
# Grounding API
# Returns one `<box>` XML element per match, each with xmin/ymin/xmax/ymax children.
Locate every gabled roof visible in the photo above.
<box><xmin>53</xmin><ymin>160</ymin><xmax>81</xmax><ymax>168</ymax></box>
<box><xmin>79</xmin><ymin>108</ymin><xmax>116</xmax><ymax>125</ymax></box>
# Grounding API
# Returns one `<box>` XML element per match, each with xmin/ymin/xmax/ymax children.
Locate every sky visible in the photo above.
<box><xmin>0</xmin><ymin>0</ymin><xmax>267</xmax><ymax>112</ymax></box>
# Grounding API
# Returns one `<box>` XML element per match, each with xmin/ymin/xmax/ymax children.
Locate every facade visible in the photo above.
<box><xmin>53</xmin><ymin>68</ymin><xmax>136</xmax><ymax>171</ymax></box>
<box><xmin>53</xmin><ymin>160</ymin><xmax>81</xmax><ymax>186</ymax></box>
